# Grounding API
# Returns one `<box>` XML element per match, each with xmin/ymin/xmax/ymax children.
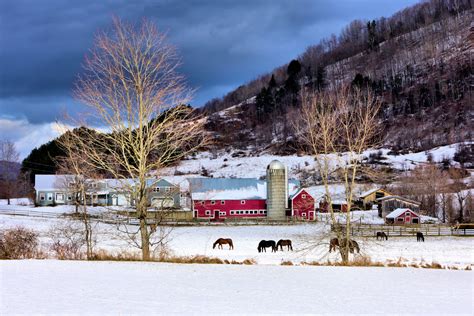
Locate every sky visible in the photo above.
<box><xmin>0</xmin><ymin>0</ymin><xmax>419</xmax><ymax>159</ymax></box>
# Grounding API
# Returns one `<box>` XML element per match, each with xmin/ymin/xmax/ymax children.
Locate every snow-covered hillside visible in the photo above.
<box><xmin>161</xmin><ymin>142</ymin><xmax>470</xmax><ymax>180</ymax></box>
<box><xmin>1</xmin><ymin>260</ymin><xmax>472</xmax><ymax>315</ymax></box>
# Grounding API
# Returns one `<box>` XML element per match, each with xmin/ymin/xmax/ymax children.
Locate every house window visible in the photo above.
<box><xmin>240</xmin><ymin>200</ymin><xmax>246</xmax><ymax>205</ymax></box>
<box><xmin>47</xmin><ymin>193</ymin><xmax>53</xmax><ymax>201</ymax></box>
<box><xmin>67</xmin><ymin>195</ymin><xmax>72</xmax><ymax>201</ymax></box>
<box><xmin>39</xmin><ymin>193</ymin><xmax>45</xmax><ymax>201</ymax></box>
<box><xmin>165</xmin><ymin>187</ymin><xmax>171</xmax><ymax>192</ymax></box>
<box><xmin>221</xmin><ymin>200</ymin><xmax>225</xmax><ymax>205</ymax></box>
<box><xmin>211</xmin><ymin>201</ymin><xmax>216</xmax><ymax>205</ymax></box>
<box><xmin>302</xmin><ymin>194</ymin><xmax>306</xmax><ymax>199</ymax></box>
<box><xmin>68</xmin><ymin>182</ymin><xmax>75</xmax><ymax>188</ymax></box>
<box><xmin>153</xmin><ymin>187</ymin><xmax>160</xmax><ymax>192</ymax></box>
<box><xmin>56</xmin><ymin>193</ymin><xmax>64</xmax><ymax>201</ymax></box>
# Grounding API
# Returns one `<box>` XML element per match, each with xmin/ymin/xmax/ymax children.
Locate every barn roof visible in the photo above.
<box><xmin>359</xmin><ymin>188</ymin><xmax>390</xmax><ymax>198</ymax></box>
<box><xmin>386</xmin><ymin>208</ymin><xmax>419</xmax><ymax>218</ymax></box>
<box><xmin>376</xmin><ymin>195</ymin><xmax>421</xmax><ymax>205</ymax></box>
<box><xmin>188</xmin><ymin>177</ymin><xmax>300</xmax><ymax>200</ymax></box>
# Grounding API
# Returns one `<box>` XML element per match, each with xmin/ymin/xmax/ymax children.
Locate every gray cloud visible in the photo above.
<box><xmin>0</xmin><ymin>0</ymin><xmax>419</xmax><ymax>153</ymax></box>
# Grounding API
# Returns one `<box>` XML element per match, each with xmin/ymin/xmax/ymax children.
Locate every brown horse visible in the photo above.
<box><xmin>329</xmin><ymin>237</ymin><xmax>360</xmax><ymax>253</ymax></box>
<box><xmin>277</xmin><ymin>239</ymin><xmax>293</xmax><ymax>251</ymax></box>
<box><xmin>213</xmin><ymin>238</ymin><xmax>234</xmax><ymax>250</ymax></box>
<box><xmin>376</xmin><ymin>232</ymin><xmax>388</xmax><ymax>240</ymax></box>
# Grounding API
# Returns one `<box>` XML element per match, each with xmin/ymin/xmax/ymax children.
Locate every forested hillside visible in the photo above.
<box><xmin>202</xmin><ymin>0</ymin><xmax>473</xmax><ymax>153</ymax></box>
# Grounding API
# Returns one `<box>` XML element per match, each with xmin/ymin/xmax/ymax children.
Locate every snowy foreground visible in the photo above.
<box><xmin>1</xmin><ymin>260</ymin><xmax>472</xmax><ymax>315</ymax></box>
<box><xmin>1</xmin><ymin>215</ymin><xmax>473</xmax><ymax>268</ymax></box>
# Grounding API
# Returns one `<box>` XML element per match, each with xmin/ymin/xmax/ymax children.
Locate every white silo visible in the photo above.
<box><xmin>266</xmin><ymin>160</ymin><xmax>288</xmax><ymax>220</ymax></box>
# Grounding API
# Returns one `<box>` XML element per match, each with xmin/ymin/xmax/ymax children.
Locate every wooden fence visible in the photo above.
<box><xmin>332</xmin><ymin>223</ymin><xmax>474</xmax><ymax>237</ymax></box>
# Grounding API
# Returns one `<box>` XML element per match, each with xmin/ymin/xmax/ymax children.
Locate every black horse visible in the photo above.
<box><xmin>376</xmin><ymin>232</ymin><xmax>388</xmax><ymax>240</ymax></box>
<box><xmin>416</xmin><ymin>232</ymin><xmax>424</xmax><ymax>242</ymax></box>
<box><xmin>258</xmin><ymin>240</ymin><xmax>277</xmax><ymax>253</ymax></box>
<box><xmin>277</xmin><ymin>239</ymin><xmax>293</xmax><ymax>251</ymax></box>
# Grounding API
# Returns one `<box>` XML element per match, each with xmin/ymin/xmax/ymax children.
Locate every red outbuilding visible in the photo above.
<box><xmin>385</xmin><ymin>208</ymin><xmax>420</xmax><ymax>224</ymax></box>
<box><xmin>290</xmin><ymin>189</ymin><xmax>315</xmax><ymax>220</ymax></box>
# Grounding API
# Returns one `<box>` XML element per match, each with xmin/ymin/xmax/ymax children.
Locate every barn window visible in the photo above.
<box><xmin>397</xmin><ymin>218</ymin><xmax>403</xmax><ymax>222</ymax></box>
<box><xmin>221</xmin><ymin>200</ymin><xmax>225</xmax><ymax>205</ymax></box>
<box><xmin>205</xmin><ymin>210</ymin><xmax>211</xmax><ymax>215</ymax></box>
<box><xmin>211</xmin><ymin>201</ymin><xmax>216</xmax><ymax>205</ymax></box>
<box><xmin>240</xmin><ymin>200</ymin><xmax>246</xmax><ymax>204</ymax></box>
<box><xmin>405</xmin><ymin>211</ymin><xmax>411</xmax><ymax>216</ymax></box>
<box><xmin>302</xmin><ymin>194</ymin><xmax>306</xmax><ymax>199</ymax></box>
<box><xmin>302</xmin><ymin>213</ymin><xmax>306</xmax><ymax>217</ymax></box>
<box><xmin>230</xmin><ymin>211</ymin><xmax>234</xmax><ymax>215</ymax></box>
<box><xmin>412</xmin><ymin>218</ymin><xmax>419</xmax><ymax>224</ymax></box>
<box><xmin>200</xmin><ymin>201</ymin><xmax>204</xmax><ymax>205</ymax></box>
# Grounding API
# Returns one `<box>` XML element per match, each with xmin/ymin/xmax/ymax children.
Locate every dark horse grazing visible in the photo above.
<box><xmin>258</xmin><ymin>240</ymin><xmax>276</xmax><ymax>253</ymax></box>
<box><xmin>213</xmin><ymin>238</ymin><xmax>234</xmax><ymax>250</ymax></box>
<box><xmin>416</xmin><ymin>232</ymin><xmax>424</xmax><ymax>242</ymax></box>
<box><xmin>329</xmin><ymin>237</ymin><xmax>360</xmax><ymax>253</ymax></box>
<box><xmin>376</xmin><ymin>232</ymin><xmax>388</xmax><ymax>240</ymax></box>
<box><xmin>277</xmin><ymin>239</ymin><xmax>293</xmax><ymax>251</ymax></box>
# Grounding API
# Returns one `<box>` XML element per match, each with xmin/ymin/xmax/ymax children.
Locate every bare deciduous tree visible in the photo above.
<box><xmin>55</xmin><ymin>128</ymin><xmax>97</xmax><ymax>259</ymax></box>
<box><xmin>0</xmin><ymin>140</ymin><xmax>20</xmax><ymax>205</ymax></box>
<box><xmin>294</xmin><ymin>85</ymin><xmax>381</xmax><ymax>263</ymax></box>
<box><xmin>65</xmin><ymin>17</ymin><xmax>208</xmax><ymax>260</ymax></box>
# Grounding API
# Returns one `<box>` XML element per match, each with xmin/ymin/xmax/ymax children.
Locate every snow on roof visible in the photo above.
<box><xmin>35</xmin><ymin>174</ymin><xmax>76</xmax><ymax>191</ymax></box>
<box><xmin>359</xmin><ymin>187</ymin><xmax>389</xmax><ymax>198</ymax></box>
<box><xmin>376</xmin><ymin>195</ymin><xmax>421</xmax><ymax>205</ymax></box>
<box><xmin>386</xmin><ymin>208</ymin><xmax>419</xmax><ymax>218</ymax></box>
<box><xmin>189</xmin><ymin>178</ymin><xmax>300</xmax><ymax>200</ymax></box>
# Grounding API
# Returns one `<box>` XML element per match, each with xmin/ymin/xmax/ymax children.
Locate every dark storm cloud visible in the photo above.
<box><xmin>0</xmin><ymin>0</ymin><xmax>419</xmax><ymax>124</ymax></box>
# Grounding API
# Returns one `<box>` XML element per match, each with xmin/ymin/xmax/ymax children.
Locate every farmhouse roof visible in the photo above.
<box><xmin>376</xmin><ymin>195</ymin><xmax>421</xmax><ymax>205</ymax></box>
<box><xmin>35</xmin><ymin>174</ymin><xmax>76</xmax><ymax>191</ymax></box>
<box><xmin>386</xmin><ymin>208</ymin><xmax>419</xmax><ymax>219</ymax></box>
<box><xmin>188</xmin><ymin>177</ymin><xmax>300</xmax><ymax>200</ymax></box>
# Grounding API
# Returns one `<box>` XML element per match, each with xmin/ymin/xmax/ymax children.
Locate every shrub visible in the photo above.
<box><xmin>0</xmin><ymin>227</ymin><xmax>39</xmax><ymax>259</ymax></box>
<box><xmin>281</xmin><ymin>260</ymin><xmax>294</xmax><ymax>266</ymax></box>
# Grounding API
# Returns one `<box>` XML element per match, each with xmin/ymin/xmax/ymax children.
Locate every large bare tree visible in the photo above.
<box><xmin>0</xmin><ymin>140</ymin><xmax>20</xmax><ymax>205</ymax></box>
<box><xmin>295</xmin><ymin>85</ymin><xmax>381</xmax><ymax>263</ymax></box>
<box><xmin>67</xmin><ymin>18</ymin><xmax>208</xmax><ymax>260</ymax></box>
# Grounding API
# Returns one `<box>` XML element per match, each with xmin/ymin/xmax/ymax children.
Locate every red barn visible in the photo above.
<box><xmin>290</xmin><ymin>189</ymin><xmax>315</xmax><ymax>220</ymax></box>
<box><xmin>385</xmin><ymin>208</ymin><xmax>420</xmax><ymax>224</ymax></box>
<box><xmin>189</xmin><ymin>178</ymin><xmax>268</xmax><ymax>220</ymax></box>
<box><xmin>192</xmin><ymin>199</ymin><xmax>267</xmax><ymax>220</ymax></box>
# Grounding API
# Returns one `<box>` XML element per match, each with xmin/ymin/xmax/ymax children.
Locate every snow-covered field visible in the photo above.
<box><xmin>1</xmin><ymin>260</ymin><xmax>472</xmax><ymax>315</ymax></box>
<box><xmin>1</xmin><ymin>215</ymin><xmax>472</xmax><ymax>268</ymax></box>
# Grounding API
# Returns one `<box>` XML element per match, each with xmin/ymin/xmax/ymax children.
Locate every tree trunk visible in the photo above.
<box><xmin>139</xmin><ymin>216</ymin><xmax>150</xmax><ymax>261</ymax></box>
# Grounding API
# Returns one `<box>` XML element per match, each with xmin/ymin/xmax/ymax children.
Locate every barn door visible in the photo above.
<box><xmin>214</xmin><ymin>210</ymin><xmax>220</xmax><ymax>220</ymax></box>
<box><xmin>405</xmin><ymin>216</ymin><xmax>411</xmax><ymax>224</ymax></box>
